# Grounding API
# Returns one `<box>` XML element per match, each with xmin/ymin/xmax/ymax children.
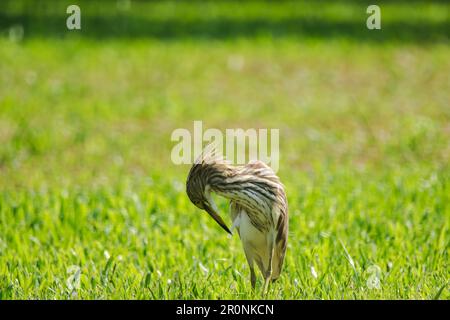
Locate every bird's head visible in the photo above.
<box><xmin>186</xmin><ymin>162</ymin><xmax>232</xmax><ymax>235</ymax></box>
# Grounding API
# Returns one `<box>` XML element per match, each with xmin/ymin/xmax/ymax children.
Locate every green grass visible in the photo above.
<box><xmin>0</xmin><ymin>1</ymin><xmax>449</xmax><ymax>299</ymax></box>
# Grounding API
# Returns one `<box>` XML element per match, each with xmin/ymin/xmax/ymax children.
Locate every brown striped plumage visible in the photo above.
<box><xmin>186</xmin><ymin>150</ymin><xmax>288</xmax><ymax>291</ymax></box>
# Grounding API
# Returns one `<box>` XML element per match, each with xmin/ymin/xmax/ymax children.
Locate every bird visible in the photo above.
<box><xmin>186</xmin><ymin>146</ymin><xmax>288</xmax><ymax>292</ymax></box>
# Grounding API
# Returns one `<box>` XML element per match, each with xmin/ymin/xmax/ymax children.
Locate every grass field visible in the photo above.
<box><xmin>0</xmin><ymin>1</ymin><xmax>449</xmax><ymax>299</ymax></box>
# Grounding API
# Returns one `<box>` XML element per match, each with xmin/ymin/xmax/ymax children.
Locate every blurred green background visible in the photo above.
<box><xmin>0</xmin><ymin>0</ymin><xmax>448</xmax><ymax>299</ymax></box>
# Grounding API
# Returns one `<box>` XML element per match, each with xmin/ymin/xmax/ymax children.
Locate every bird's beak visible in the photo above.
<box><xmin>203</xmin><ymin>202</ymin><xmax>232</xmax><ymax>235</ymax></box>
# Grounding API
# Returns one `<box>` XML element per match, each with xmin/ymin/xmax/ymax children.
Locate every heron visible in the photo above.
<box><xmin>186</xmin><ymin>148</ymin><xmax>288</xmax><ymax>292</ymax></box>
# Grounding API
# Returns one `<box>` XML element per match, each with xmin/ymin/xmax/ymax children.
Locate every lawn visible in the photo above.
<box><xmin>0</xmin><ymin>0</ymin><xmax>448</xmax><ymax>299</ymax></box>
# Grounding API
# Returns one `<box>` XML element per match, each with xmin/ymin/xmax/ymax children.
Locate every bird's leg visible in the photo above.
<box><xmin>250</xmin><ymin>266</ymin><xmax>256</xmax><ymax>290</ymax></box>
<box><xmin>263</xmin><ymin>239</ymin><xmax>275</xmax><ymax>295</ymax></box>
